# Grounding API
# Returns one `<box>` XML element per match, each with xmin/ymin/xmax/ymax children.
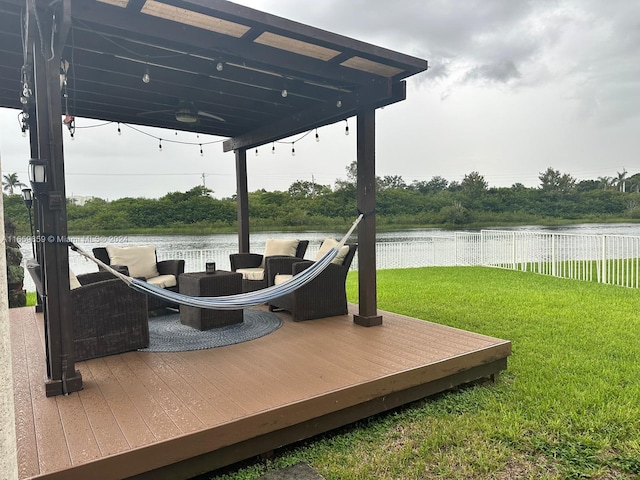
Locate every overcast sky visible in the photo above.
<box><xmin>1</xmin><ymin>0</ymin><xmax>639</xmax><ymax>200</ymax></box>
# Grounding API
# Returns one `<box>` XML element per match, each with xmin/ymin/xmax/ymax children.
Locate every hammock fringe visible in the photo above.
<box><xmin>70</xmin><ymin>215</ymin><xmax>361</xmax><ymax>310</ymax></box>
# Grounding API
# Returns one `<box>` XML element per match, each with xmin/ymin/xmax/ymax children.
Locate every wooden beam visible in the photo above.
<box><xmin>28</xmin><ymin>0</ymin><xmax>82</xmax><ymax>396</ymax></box>
<box><xmin>354</xmin><ymin>107</ymin><xmax>382</xmax><ymax>327</ymax></box>
<box><xmin>223</xmin><ymin>81</ymin><xmax>405</xmax><ymax>151</ymax></box>
<box><xmin>235</xmin><ymin>148</ymin><xmax>249</xmax><ymax>253</ymax></box>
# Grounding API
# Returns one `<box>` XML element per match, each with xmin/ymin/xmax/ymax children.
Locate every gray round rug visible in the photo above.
<box><xmin>140</xmin><ymin>309</ymin><xmax>283</xmax><ymax>352</ymax></box>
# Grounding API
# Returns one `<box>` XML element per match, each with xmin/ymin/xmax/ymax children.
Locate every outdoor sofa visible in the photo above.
<box><xmin>26</xmin><ymin>259</ymin><xmax>149</xmax><ymax>361</ymax></box>
<box><xmin>230</xmin><ymin>239</ymin><xmax>309</xmax><ymax>292</ymax></box>
<box><xmin>267</xmin><ymin>240</ymin><xmax>357</xmax><ymax>321</ymax></box>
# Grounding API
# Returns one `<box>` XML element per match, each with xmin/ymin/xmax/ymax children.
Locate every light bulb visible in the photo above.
<box><xmin>315</xmin><ymin>130</ymin><xmax>320</xmax><ymax>142</ymax></box>
<box><xmin>336</xmin><ymin>99</ymin><xmax>342</xmax><ymax>108</ymax></box>
<box><xmin>142</xmin><ymin>68</ymin><xmax>150</xmax><ymax>84</ymax></box>
<box><xmin>200</xmin><ymin>144</ymin><xmax>203</xmax><ymax>156</ymax></box>
<box><xmin>291</xmin><ymin>145</ymin><xmax>295</xmax><ymax>156</ymax></box>
<box><xmin>216</xmin><ymin>62</ymin><xmax>224</xmax><ymax>72</ymax></box>
<box><xmin>117</xmin><ymin>123</ymin><xmax>121</xmax><ymax>135</ymax></box>
<box><xmin>158</xmin><ymin>139</ymin><xmax>162</xmax><ymax>151</ymax></box>
<box><xmin>21</xmin><ymin>129</ymin><xmax>27</xmax><ymax>137</ymax></box>
<box><xmin>272</xmin><ymin>144</ymin><xmax>275</xmax><ymax>154</ymax></box>
<box><xmin>255</xmin><ymin>148</ymin><xmax>259</xmax><ymax>156</ymax></box>
<box><xmin>281</xmin><ymin>89</ymin><xmax>288</xmax><ymax>98</ymax></box>
<box><xmin>345</xmin><ymin>122</ymin><xmax>349</xmax><ymax>136</ymax></box>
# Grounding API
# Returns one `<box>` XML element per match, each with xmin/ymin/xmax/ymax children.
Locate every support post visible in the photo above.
<box><xmin>29</xmin><ymin>0</ymin><xmax>81</xmax><ymax>396</ymax></box>
<box><xmin>235</xmin><ymin>148</ymin><xmax>250</xmax><ymax>253</ymax></box>
<box><xmin>354</xmin><ymin>107</ymin><xmax>382</xmax><ymax>327</ymax></box>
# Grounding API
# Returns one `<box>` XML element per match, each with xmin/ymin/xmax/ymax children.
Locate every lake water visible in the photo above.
<box><xmin>18</xmin><ymin>222</ymin><xmax>640</xmax><ymax>292</ymax></box>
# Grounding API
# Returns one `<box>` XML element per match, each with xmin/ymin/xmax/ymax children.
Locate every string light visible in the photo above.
<box><xmin>199</xmin><ymin>144</ymin><xmax>203</xmax><ymax>156</ymax></box>
<box><xmin>158</xmin><ymin>139</ymin><xmax>162</xmax><ymax>151</ymax></box>
<box><xmin>272</xmin><ymin>142</ymin><xmax>275</xmax><ymax>154</ymax></box>
<box><xmin>315</xmin><ymin>129</ymin><xmax>319</xmax><ymax>142</ymax></box>
<box><xmin>19</xmin><ymin>112</ymin><xmax>29</xmax><ymax>137</ymax></box>
<box><xmin>291</xmin><ymin>144</ymin><xmax>295</xmax><ymax>156</ymax></box>
<box><xmin>255</xmin><ymin>148</ymin><xmax>259</xmax><ymax>156</ymax></box>
<box><xmin>142</xmin><ymin>67</ymin><xmax>150</xmax><ymax>84</ymax></box>
<box><xmin>216</xmin><ymin>62</ymin><xmax>224</xmax><ymax>72</ymax></box>
<box><xmin>281</xmin><ymin>88</ymin><xmax>288</xmax><ymax>98</ymax></box>
<box><xmin>336</xmin><ymin>99</ymin><xmax>342</xmax><ymax>108</ymax></box>
<box><xmin>344</xmin><ymin>119</ymin><xmax>349</xmax><ymax>136</ymax></box>
<box><xmin>117</xmin><ymin>123</ymin><xmax>121</xmax><ymax>135</ymax></box>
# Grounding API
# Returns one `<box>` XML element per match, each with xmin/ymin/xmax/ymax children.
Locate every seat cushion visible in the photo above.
<box><xmin>106</xmin><ymin>244</ymin><xmax>160</xmax><ymax>279</ymax></box>
<box><xmin>237</xmin><ymin>267</ymin><xmax>265</xmax><ymax>281</ymax></box>
<box><xmin>315</xmin><ymin>238</ymin><xmax>349</xmax><ymax>265</ymax></box>
<box><xmin>147</xmin><ymin>274</ymin><xmax>177</xmax><ymax>289</ymax></box>
<box><xmin>274</xmin><ymin>274</ymin><xmax>292</xmax><ymax>285</ymax></box>
<box><xmin>260</xmin><ymin>239</ymin><xmax>299</xmax><ymax>267</ymax></box>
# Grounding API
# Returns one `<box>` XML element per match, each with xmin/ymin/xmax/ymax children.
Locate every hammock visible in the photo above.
<box><xmin>70</xmin><ymin>215</ymin><xmax>362</xmax><ymax>310</ymax></box>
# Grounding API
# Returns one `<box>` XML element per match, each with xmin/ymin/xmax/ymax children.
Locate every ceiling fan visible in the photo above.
<box><xmin>138</xmin><ymin>100</ymin><xmax>225</xmax><ymax>123</ymax></box>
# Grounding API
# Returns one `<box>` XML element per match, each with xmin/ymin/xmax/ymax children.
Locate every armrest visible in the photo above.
<box><xmin>266</xmin><ymin>256</ymin><xmax>303</xmax><ymax>275</ymax></box>
<box><xmin>71</xmin><ymin>278</ymin><xmax>145</xmax><ymax>308</ymax></box>
<box><xmin>157</xmin><ymin>259</ymin><xmax>185</xmax><ymax>277</ymax></box>
<box><xmin>230</xmin><ymin>253</ymin><xmax>263</xmax><ymax>271</ymax></box>
<box><xmin>291</xmin><ymin>261</ymin><xmax>344</xmax><ymax>277</ymax></box>
<box><xmin>111</xmin><ymin>264</ymin><xmax>130</xmax><ymax>275</ymax></box>
<box><xmin>76</xmin><ymin>271</ymin><xmax>118</xmax><ymax>286</ymax></box>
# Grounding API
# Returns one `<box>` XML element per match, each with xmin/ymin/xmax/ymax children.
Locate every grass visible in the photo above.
<box><xmin>205</xmin><ymin>267</ymin><xmax>640</xmax><ymax>479</ymax></box>
<box><xmin>26</xmin><ymin>291</ymin><xmax>36</xmax><ymax>307</ymax></box>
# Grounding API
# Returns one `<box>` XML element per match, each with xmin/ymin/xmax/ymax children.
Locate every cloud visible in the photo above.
<box><xmin>462</xmin><ymin>60</ymin><xmax>521</xmax><ymax>85</ymax></box>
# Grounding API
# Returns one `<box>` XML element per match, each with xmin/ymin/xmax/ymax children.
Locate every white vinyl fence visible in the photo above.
<box><xmin>158</xmin><ymin>230</ymin><xmax>640</xmax><ymax>289</ymax></box>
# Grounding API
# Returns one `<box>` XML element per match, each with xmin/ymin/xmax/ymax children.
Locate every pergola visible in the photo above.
<box><xmin>0</xmin><ymin>0</ymin><xmax>428</xmax><ymax>396</ymax></box>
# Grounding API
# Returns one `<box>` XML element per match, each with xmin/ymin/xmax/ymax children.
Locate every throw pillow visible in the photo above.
<box><xmin>260</xmin><ymin>239</ymin><xmax>299</xmax><ymax>267</ymax></box>
<box><xmin>315</xmin><ymin>238</ymin><xmax>349</xmax><ymax>265</ymax></box>
<box><xmin>106</xmin><ymin>244</ymin><xmax>160</xmax><ymax>279</ymax></box>
<box><xmin>69</xmin><ymin>269</ymin><xmax>81</xmax><ymax>289</ymax></box>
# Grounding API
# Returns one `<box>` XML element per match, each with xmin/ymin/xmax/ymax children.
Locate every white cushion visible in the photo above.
<box><xmin>274</xmin><ymin>274</ymin><xmax>292</xmax><ymax>285</ymax></box>
<box><xmin>106</xmin><ymin>244</ymin><xmax>159</xmax><ymax>279</ymax></box>
<box><xmin>69</xmin><ymin>269</ymin><xmax>81</xmax><ymax>290</ymax></box>
<box><xmin>147</xmin><ymin>274</ymin><xmax>177</xmax><ymax>289</ymax></box>
<box><xmin>260</xmin><ymin>238</ymin><xmax>299</xmax><ymax>267</ymax></box>
<box><xmin>315</xmin><ymin>238</ymin><xmax>350</xmax><ymax>265</ymax></box>
<box><xmin>237</xmin><ymin>267</ymin><xmax>265</xmax><ymax>281</ymax></box>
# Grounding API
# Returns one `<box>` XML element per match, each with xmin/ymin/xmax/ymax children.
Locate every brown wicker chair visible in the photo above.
<box><xmin>230</xmin><ymin>240</ymin><xmax>309</xmax><ymax>292</ymax></box>
<box><xmin>267</xmin><ymin>243</ymin><xmax>357</xmax><ymax>321</ymax></box>
<box><xmin>26</xmin><ymin>260</ymin><xmax>149</xmax><ymax>361</ymax></box>
<box><xmin>92</xmin><ymin>246</ymin><xmax>184</xmax><ymax>312</ymax></box>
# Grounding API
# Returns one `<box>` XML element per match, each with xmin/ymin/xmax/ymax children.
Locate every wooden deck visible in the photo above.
<box><xmin>8</xmin><ymin>305</ymin><xmax>511</xmax><ymax>480</ymax></box>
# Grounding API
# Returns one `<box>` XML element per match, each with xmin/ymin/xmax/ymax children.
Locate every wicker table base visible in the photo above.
<box><xmin>179</xmin><ymin>271</ymin><xmax>243</xmax><ymax>330</ymax></box>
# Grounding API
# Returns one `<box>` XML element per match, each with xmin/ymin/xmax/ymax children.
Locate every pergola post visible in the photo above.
<box><xmin>235</xmin><ymin>148</ymin><xmax>250</xmax><ymax>253</ymax></box>
<box><xmin>354</xmin><ymin>107</ymin><xmax>382</xmax><ymax>327</ymax></box>
<box><xmin>28</xmin><ymin>0</ymin><xmax>82</xmax><ymax>396</ymax></box>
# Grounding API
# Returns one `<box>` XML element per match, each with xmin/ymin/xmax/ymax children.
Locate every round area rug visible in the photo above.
<box><xmin>140</xmin><ymin>309</ymin><xmax>283</xmax><ymax>352</ymax></box>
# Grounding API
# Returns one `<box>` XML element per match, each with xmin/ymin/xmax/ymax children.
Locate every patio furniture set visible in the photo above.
<box><xmin>27</xmin><ymin>238</ymin><xmax>357</xmax><ymax>361</ymax></box>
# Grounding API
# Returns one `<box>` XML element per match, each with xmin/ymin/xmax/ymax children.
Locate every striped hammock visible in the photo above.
<box><xmin>70</xmin><ymin>215</ymin><xmax>361</xmax><ymax>310</ymax></box>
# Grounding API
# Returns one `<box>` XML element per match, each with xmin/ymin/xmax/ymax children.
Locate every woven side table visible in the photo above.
<box><xmin>179</xmin><ymin>271</ymin><xmax>243</xmax><ymax>330</ymax></box>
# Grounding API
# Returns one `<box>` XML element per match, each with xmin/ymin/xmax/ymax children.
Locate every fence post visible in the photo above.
<box><xmin>551</xmin><ymin>234</ymin><xmax>556</xmax><ymax>277</ymax></box>
<box><xmin>601</xmin><ymin>236</ymin><xmax>607</xmax><ymax>284</ymax></box>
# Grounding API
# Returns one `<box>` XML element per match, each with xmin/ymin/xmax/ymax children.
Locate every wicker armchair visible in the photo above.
<box><xmin>92</xmin><ymin>246</ymin><xmax>184</xmax><ymax>312</ymax></box>
<box><xmin>230</xmin><ymin>240</ymin><xmax>309</xmax><ymax>292</ymax></box>
<box><xmin>267</xmin><ymin>243</ymin><xmax>357</xmax><ymax>321</ymax></box>
<box><xmin>26</xmin><ymin>260</ymin><xmax>149</xmax><ymax>361</ymax></box>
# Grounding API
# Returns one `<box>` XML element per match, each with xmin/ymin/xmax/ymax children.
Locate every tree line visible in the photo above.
<box><xmin>3</xmin><ymin>165</ymin><xmax>640</xmax><ymax>235</ymax></box>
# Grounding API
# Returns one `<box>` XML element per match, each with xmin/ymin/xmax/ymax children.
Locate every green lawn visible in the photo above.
<box><xmin>207</xmin><ymin>267</ymin><xmax>640</xmax><ymax>478</ymax></box>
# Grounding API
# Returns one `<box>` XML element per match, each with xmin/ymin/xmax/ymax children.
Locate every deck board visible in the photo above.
<box><xmin>8</xmin><ymin>305</ymin><xmax>511</xmax><ymax>480</ymax></box>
